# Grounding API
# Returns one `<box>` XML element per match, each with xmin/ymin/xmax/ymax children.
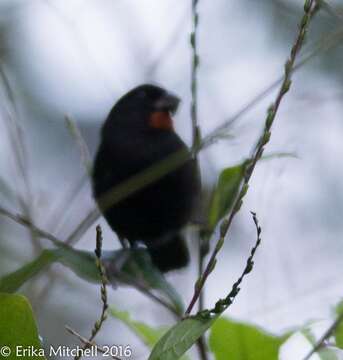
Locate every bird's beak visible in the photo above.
<box><xmin>154</xmin><ymin>92</ymin><xmax>180</xmax><ymax>115</ymax></box>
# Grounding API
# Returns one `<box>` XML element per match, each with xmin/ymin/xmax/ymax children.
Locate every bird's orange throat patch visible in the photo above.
<box><xmin>149</xmin><ymin>111</ymin><xmax>174</xmax><ymax>131</ymax></box>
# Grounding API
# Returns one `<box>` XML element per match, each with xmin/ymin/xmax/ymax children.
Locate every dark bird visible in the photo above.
<box><xmin>92</xmin><ymin>84</ymin><xmax>200</xmax><ymax>272</ymax></box>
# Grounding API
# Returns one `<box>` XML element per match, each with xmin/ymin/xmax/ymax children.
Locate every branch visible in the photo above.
<box><xmin>61</xmin><ymin>18</ymin><xmax>343</xmax><ymax>250</ymax></box>
<box><xmin>199</xmin><ymin>5</ymin><xmax>326</xmax><ymax>150</ymax></box>
<box><xmin>190</xmin><ymin>2</ymin><xmax>208</xmax><ymax>358</ymax></box>
<box><xmin>65</xmin><ymin>115</ymin><xmax>92</xmax><ymax>176</ymax></box>
<box><xmin>302</xmin><ymin>312</ymin><xmax>343</xmax><ymax>360</ymax></box>
<box><xmin>65</xmin><ymin>326</ymin><xmax>120</xmax><ymax>360</ymax></box>
<box><xmin>190</xmin><ymin>0</ymin><xmax>201</xmax><ymax>151</ymax></box>
<box><xmin>0</xmin><ymin>65</ymin><xmax>40</xmax><ymax>252</ymax></box>
<box><xmin>68</xmin><ymin>226</ymin><xmax>109</xmax><ymax>360</ymax></box>
<box><xmin>0</xmin><ymin>205</ymin><xmax>65</xmax><ymax>248</ymax></box>
<box><xmin>0</xmin><ymin>205</ymin><xmax>182</xmax><ymax>321</ymax></box>
<box><xmin>196</xmin><ymin>212</ymin><xmax>262</xmax><ymax>317</ymax></box>
<box><xmin>185</xmin><ymin>0</ymin><xmax>319</xmax><ymax>316</ymax></box>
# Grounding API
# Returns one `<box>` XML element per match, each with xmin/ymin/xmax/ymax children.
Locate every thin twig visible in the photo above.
<box><xmin>302</xmin><ymin>312</ymin><xmax>343</xmax><ymax>360</ymax></box>
<box><xmin>47</xmin><ymin>116</ymin><xmax>91</xmax><ymax>235</ymax></box>
<box><xmin>0</xmin><ymin>205</ymin><xmax>180</xmax><ymax>319</ymax></box>
<box><xmin>65</xmin><ymin>326</ymin><xmax>121</xmax><ymax>360</ymax></box>
<box><xmin>211</xmin><ymin>212</ymin><xmax>262</xmax><ymax>314</ymax></box>
<box><xmin>61</xmin><ymin>19</ymin><xmax>343</xmax><ymax>250</ymax></box>
<box><xmin>109</xmin><ymin>265</ymin><xmax>182</xmax><ymax>319</ymax></box>
<box><xmin>185</xmin><ymin>0</ymin><xmax>319</xmax><ymax>316</ymax></box>
<box><xmin>0</xmin><ymin>65</ymin><xmax>40</xmax><ymax>252</ymax></box>
<box><xmin>65</xmin><ymin>149</ymin><xmax>191</xmax><ymax>245</ymax></box>
<box><xmin>72</xmin><ymin>226</ymin><xmax>109</xmax><ymax>360</ymax></box>
<box><xmin>190</xmin><ymin>0</ymin><xmax>201</xmax><ymax>151</ymax></box>
<box><xmin>47</xmin><ymin>174</ymin><xmax>88</xmax><ymax>234</ymax></box>
<box><xmin>190</xmin><ymin>1</ymin><xmax>208</xmax><ymax>359</ymax></box>
<box><xmin>193</xmin><ymin>211</ymin><xmax>262</xmax><ymax>319</ymax></box>
<box><xmin>65</xmin><ymin>115</ymin><xmax>92</xmax><ymax>176</ymax></box>
<box><xmin>0</xmin><ymin>205</ymin><xmax>66</xmax><ymax>248</ymax></box>
<box><xmin>199</xmin><ymin>5</ymin><xmax>326</xmax><ymax>151</ymax></box>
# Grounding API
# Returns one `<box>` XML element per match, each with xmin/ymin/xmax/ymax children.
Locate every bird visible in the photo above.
<box><xmin>92</xmin><ymin>84</ymin><xmax>200</xmax><ymax>272</ymax></box>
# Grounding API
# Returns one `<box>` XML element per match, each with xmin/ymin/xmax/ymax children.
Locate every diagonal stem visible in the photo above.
<box><xmin>185</xmin><ymin>0</ymin><xmax>319</xmax><ymax>316</ymax></box>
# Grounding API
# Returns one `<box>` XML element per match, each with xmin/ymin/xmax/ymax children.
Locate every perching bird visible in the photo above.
<box><xmin>92</xmin><ymin>84</ymin><xmax>200</xmax><ymax>272</ymax></box>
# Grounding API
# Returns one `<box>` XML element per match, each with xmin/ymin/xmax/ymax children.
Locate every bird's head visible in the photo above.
<box><xmin>106</xmin><ymin>84</ymin><xmax>180</xmax><ymax>134</ymax></box>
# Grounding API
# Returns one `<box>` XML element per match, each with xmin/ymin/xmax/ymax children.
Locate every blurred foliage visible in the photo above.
<box><xmin>0</xmin><ymin>293</ymin><xmax>45</xmax><ymax>360</ymax></box>
<box><xmin>335</xmin><ymin>300</ymin><xmax>343</xmax><ymax>349</ymax></box>
<box><xmin>209</xmin><ymin>317</ymin><xmax>288</xmax><ymax>360</ymax></box>
<box><xmin>0</xmin><ymin>246</ymin><xmax>184</xmax><ymax>315</ymax></box>
<box><xmin>207</xmin><ymin>163</ymin><xmax>245</xmax><ymax>234</ymax></box>
<box><xmin>110</xmin><ymin>305</ymin><xmax>167</xmax><ymax>349</ymax></box>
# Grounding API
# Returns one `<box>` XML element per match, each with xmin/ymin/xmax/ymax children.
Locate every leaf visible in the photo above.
<box><xmin>56</xmin><ymin>247</ymin><xmax>100</xmax><ymax>282</ymax></box>
<box><xmin>148</xmin><ymin>312</ymin><xmax>218</xmax><ymax>360</ymax></box>
<box><xmin>335</xmin><ymin>300</ymin><xmax>343</xmax><ymax>349</ymax></box>
<box><xmin>209</xmin><ymin>317</ymin><xmax>287</xmax><ymax>360</ymax></box>
<box><xmin>316</xmin><ymin>348</ymin><xmax>341</xmax><ymax>360</ymax></box>
<box><xmin>0</xmin><ymin>293</ymin><xmax>46</xmax><ymax>359</ymax></box>
<box><xmin>109</xmin><ymin>306</ymin><xmax>166</xmax><ymax>348</ymax></box>
<box><xmin>0</xmin><ymin>247</ymin><xmax>183</xmax><ymax>315</ymax></box>
<box><xmin>110</xmin><ymin>306</ymin><xmax>190</xmax><ymax>360</ymax></box>
<box><xmin>0</xmin><ymin>247</ymin><xmax>99</xmax><ymax>293</ymax></box>
<box><xmin>104</xmin><ymin>248</ymin><xmax>184</xmax><ymax>315</ymax></box>
<box><xmin>207</xmin><ymin>164</ymin><xmax>245</xmax><ymax>233</ymax></box>
<box><xmin>149</xmin><ymin>216</ymin><xmax>263</xmax><ymax>360</ymax></box>
<box><xmin>0</xmin><ymin>250</ymin><xmax>60</xmax><ymax>293</ymax></box>
<box><xmin>206</xmin><ymin>153</ymin><xmax>295</xmax><ymax>235</ymax></box>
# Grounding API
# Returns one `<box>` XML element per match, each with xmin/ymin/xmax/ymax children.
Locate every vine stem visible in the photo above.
<box><xmin>0</xmin><ymin>66</ymin><xmax>40</xmax><ymax>253</ymax></box>
<box><xmin>302</xmin><ymin>312</ymin><xmax>343</xmax><ymax>360</ymax></box>
<box><xmin>191</xmin><ymin>0</ymin><xmax>201</xmax><ymax>151</ymax></box>
<box><xmin>69</xmin><ymin>226</ymin><xmax>109</xmax><ymax>360</ymax></box>
<box><xmin>185</xmin><ymin>0</ymin><xmax>319</xmax><ymax>316</ymax></box>
<box><xmin>60</xmin><ymin>4</ymin><xmax>340</xmax><ymax>249</ymax></box>
<box><xmin>190</xmin><ymin>1</ymin><xmax>208</xmax><ymax>359</ymax></box>
<box><xmin>65</xmin><ymin>326</ymin><xmax>120</xmax><ymax>360</ymax></box>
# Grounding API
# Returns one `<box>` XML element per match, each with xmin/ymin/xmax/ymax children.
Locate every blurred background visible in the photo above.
<box><xmin>0</xmin><ymin>0</ymin><xmax>343</xmax><ymax>359</ymax></box>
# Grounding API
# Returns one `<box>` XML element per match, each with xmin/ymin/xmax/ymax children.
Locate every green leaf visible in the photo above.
<box><xmin>110</xmin><ymin>306</ymin><xmax>190</xmax><ymax>360</ymax></box>
<box><xmin>0</xmin><ymin>247</ymin><xmax>183</xmax><ymax>315</ymax></box>
<box><xmin>316</xmin><ymin>348</ymin><xmax>341</xmax><ymax>360</ymax></box>
<box><xmin>149</xmin><ymin>216</ymin><xmax>263</xmax><ymax>360</ymax></box>
<box><xmin>0</xmin><ymin>250</ymin><xmax>60</xmax><ymax>293</ymax></box>
<box><xmin>0</xmin><ymin>293</ymin><xmax>45</xmax><ymax>359</ymax></box>
<box><xmin>207</xmin><ymin>164</ymin><xmax>245</xmax><ymax>233</ymax></box>
<box><xmin>335</xmin><ymin>300</ymin><xmax>343</xmax><ymax>349</ymax></box>
<box><xmin>205</xmin><ymin>153</ymin><xmax>295</xmax><ymax>236</ymax></box>
<box><xmin>102</xmin><ymin>249</ymin><xmax>184</xmax><ymax>314</ymax></box>
<box><xmin>0</xmin><ymin>247</ymin><xmax>99</xmax><ymax>293</ymax></box>
<box><xmin>148</xmin><ymin>313</ymin><xmax>218</xmax><ymax>360</ymax></box>
<box><xmin>56</xmin><ymin>247</ymin><xmax>100</xmax><ymax>282</ymax></box>
<box><xmin>109</xmin><ymin>305</ymin><xmax>166</xmax><ymax>348</ymax></box>
<box><xmin>209</xmin><ymin>317</ymin><xmax>287</xmax><ymax>360</ymax></box>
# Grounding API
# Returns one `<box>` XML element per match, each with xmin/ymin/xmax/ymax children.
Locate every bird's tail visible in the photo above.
<box><xmin>146</xmin><ymin>234</ymin><xmax>189</xmax><ymax>273</ymax></box>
